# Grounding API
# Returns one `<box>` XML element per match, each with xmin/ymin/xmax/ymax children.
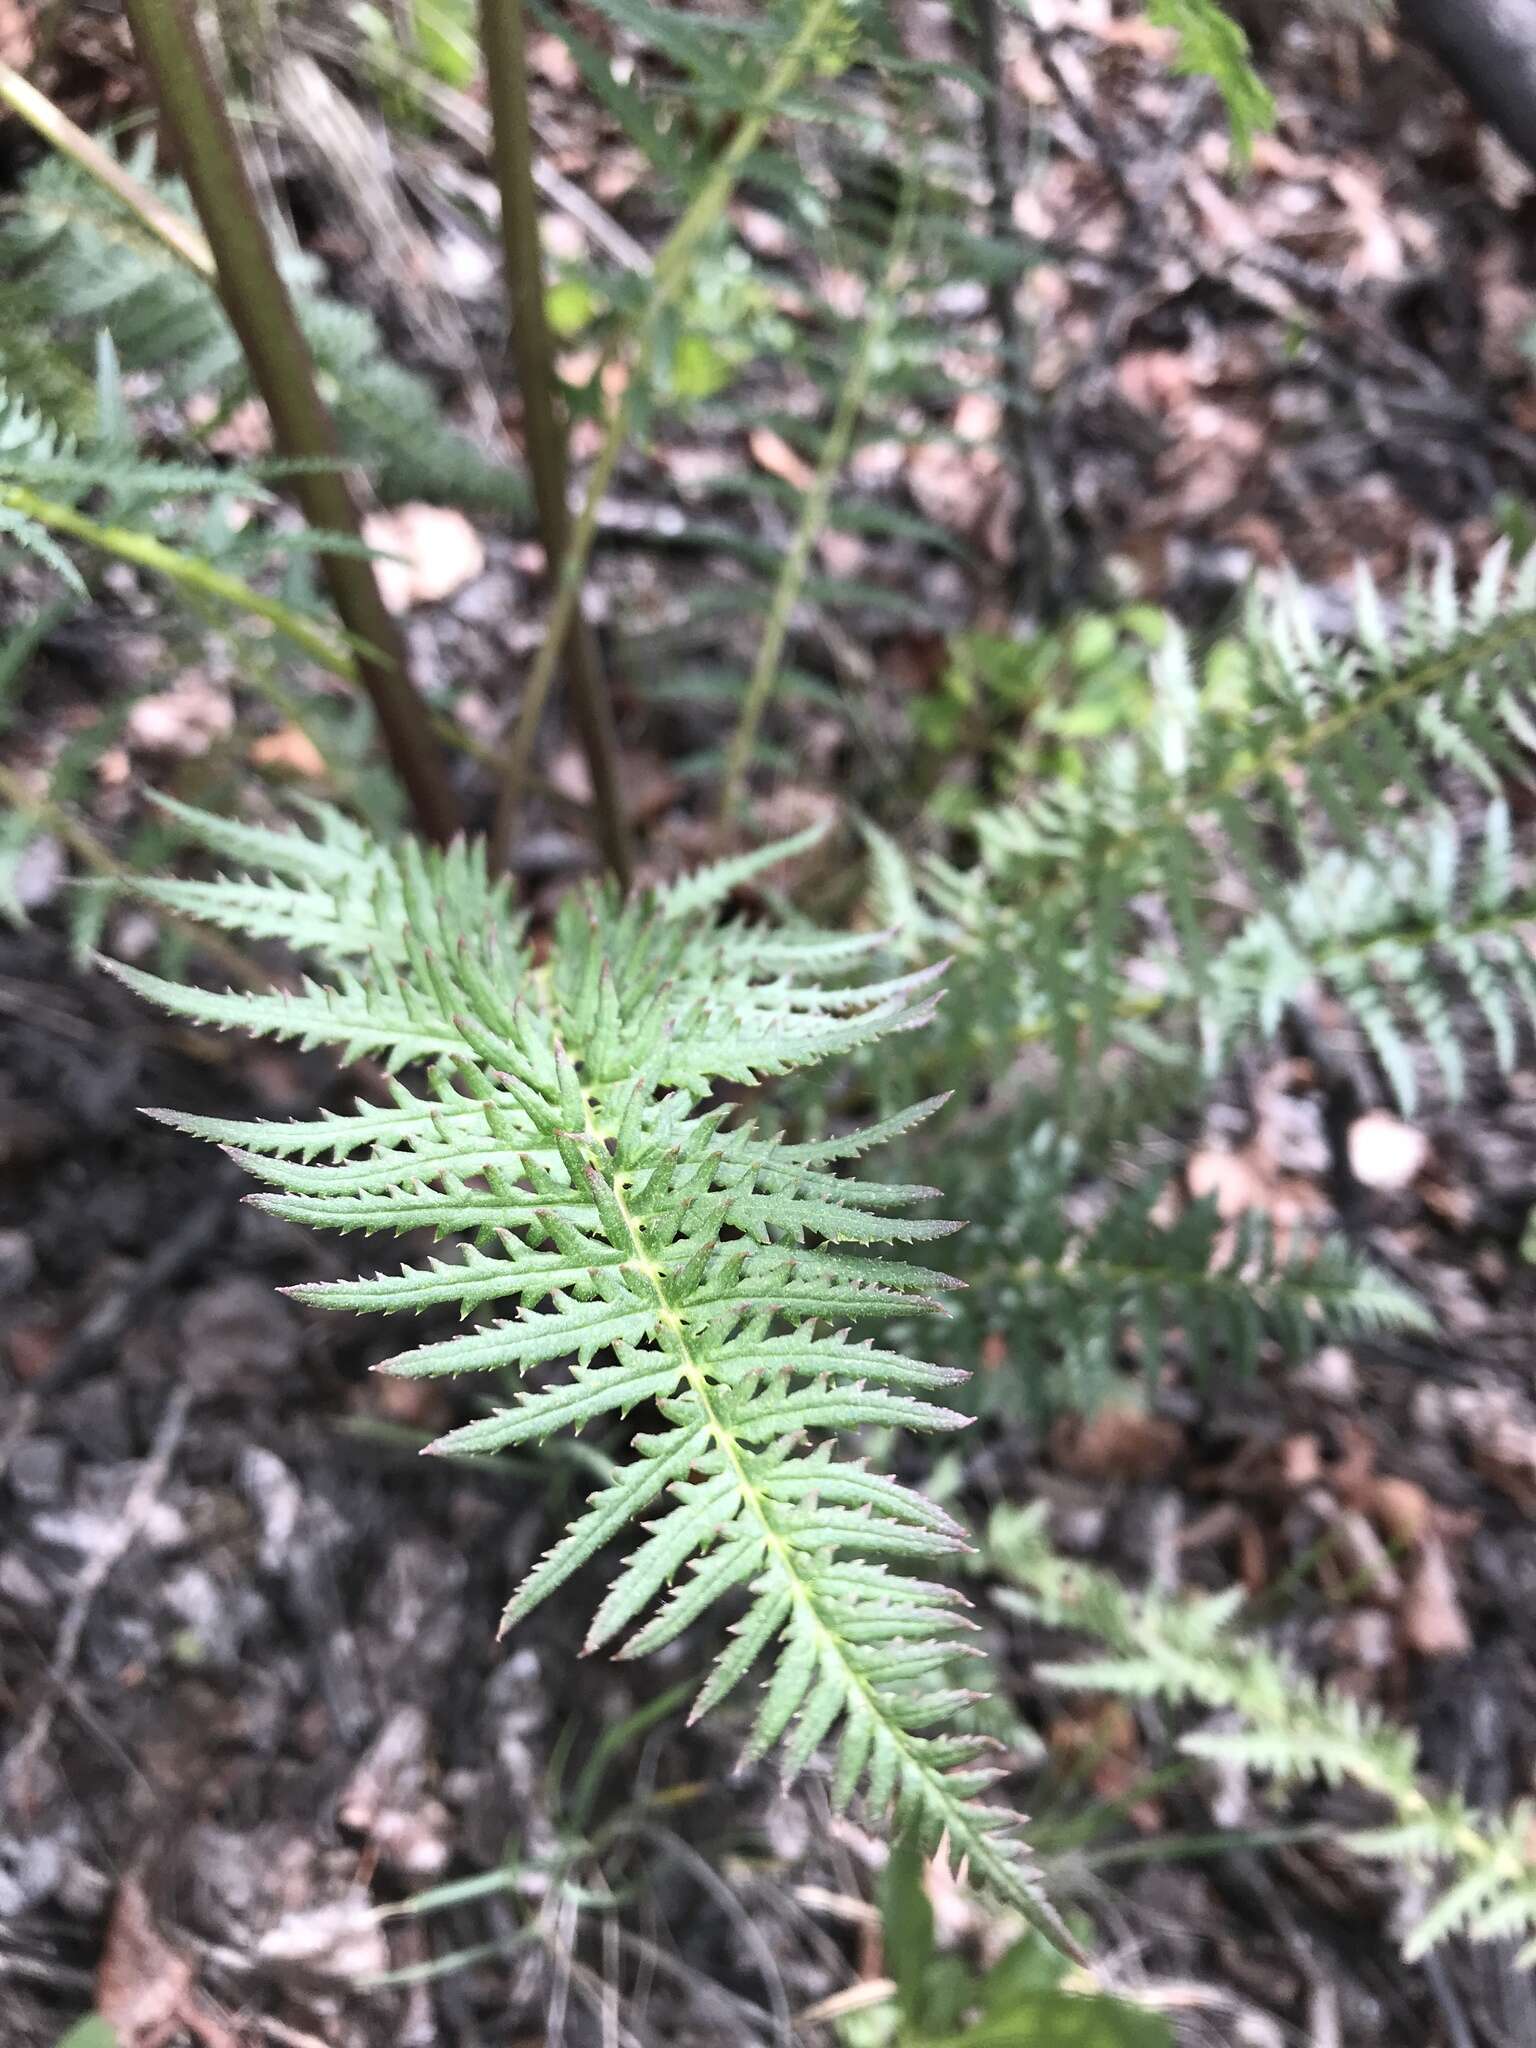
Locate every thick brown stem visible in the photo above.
<box><xmin>122</xmin><ymin>0</ymin><xmax>458</xmax><ymax>842</ymax></box>
<box><xmin>479</xmin><ymin>0</ymin><xmax>631</xmax><ymax>884</ymax></box>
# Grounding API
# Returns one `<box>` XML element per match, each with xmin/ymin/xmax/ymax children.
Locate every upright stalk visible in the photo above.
<box><xmin>490</xmin><ymin>0</ymin><xmax>845</xmax><ymax>863</ymax></box>
<box><xmin>121</xmin><ymin>0</ymin><xmax>458</xmax><ymax>842</ymax></box>
<box><xmin>478</xmin><ymin>0</ymin><xmax>631</xmax><ymax>885</ymax></box>
<box><xmin>973</xmin><ymin>0</ymin><xmax>1059</xmax><ymax>616</ymax></box>
<box><xmin>719</xmin><ymin>181</ymin><xmax>916</xmax><ymax>822</ymax></box>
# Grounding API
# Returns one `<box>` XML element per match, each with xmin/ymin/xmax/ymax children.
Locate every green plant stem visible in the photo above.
<box><xmin>0</xmin><ymin>483</ymin><xmax>356</xmax><ymax>674</ymax></box>
<box><xmin>489</xmin><ymin>0</ymin><xmax>845</xmax><ymax>865</ymax></box>
<box><xmin>0</xmin><ymin>487</ymin><xmax>579</xmax><ymax>809</ymax></box>
<box><xmin>478</xmin><ymin>0</ymin><xmax>631</xmax><ymax>886</ymax></box>
<box><xmin>999</xmin><ymin>1519</ymin><xmax>1536</xmax><ymax>1966</ymax></box>
<box><xmin>120</xmin><ymin>0</ymin><xmax>459</xmax><ymax>842</ymax></box>
<box><xmin>0</xmin><ymin>58</ymin><xmax>217</xmax><ymax>277</ymax></box>
<box><xmin>718</xmin><ymin>188</ymin><xmax>915</xmax><ymax>822</ymax></box>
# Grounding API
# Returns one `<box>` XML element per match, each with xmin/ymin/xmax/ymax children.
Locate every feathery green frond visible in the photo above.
<box><xmin>1147</xmin><ymin>0</ymin><xmax>1274</xmax><ymax>160</ymax></box>
<box><xmin>1206</xmin><ymin>802</ymin><xmax>1536</xmax><ymax>1111</ymax></box>
<box><xmin>115</xmin><ymin>801</ymin><xmax>1060</xmax><ymax>1937</ymax></box>
<box><xmin>899</xmin><ymin>548</ymin><xmax>1536</xmax><ymax>1109</ymax></box>
<box><xmin>994</xmin><ymin>1505</ymin><xmax>1536</xmax><ymax>1966</ymax></box>
<box><xmin>2</xmin><ymin>150</ymin><xmax>526</xmax><ymax>515</ymax></box>
<box><xmin>940</xmin><ymin>1127</ymin><xmax>1428</xmax><ymax>1420</ymax></box>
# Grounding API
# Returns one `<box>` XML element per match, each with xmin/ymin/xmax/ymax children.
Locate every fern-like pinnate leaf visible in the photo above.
<box><xmin>115</xmin><ymin>803</ymin><xmax>1058</xmax><ymax>1933</ymax></box>
<box><xmin>0</xmin><ymin>378</ymin><xmax>93</xmax><ymax>593</ymax></box>
<box><xmin>3</xmin><ymin>152</ymin><xmax>526</xmax><ymax>516</ymax></box>
<box><xmin>901</xmin><ymin>548</ymin><xmax>1536</xmax><ymax>1109</ymax></box>
<box><xmin>1147</xmin><ymin>0</ymin><xmax>1274</xmax><ymax>160</ymax></box>
<box><xmin>943</xmin><ymin>1127</ymin><xmax>1428</xmax><ymax>1420</ymax></box>
<box><xmin>994</xmin><ymin>1505</ymin><xmax>1536</xmax><ymax>1966</ymax></box>
<box><xmin>1207</xmin><ymin>801</ymin><xmax>1536</xmax><ymax>1111</ymax></box>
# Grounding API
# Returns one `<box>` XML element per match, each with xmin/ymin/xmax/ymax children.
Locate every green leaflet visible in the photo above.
<box><xmin>117</xmin><ymin>802</ymin><xmax>1062</xmax><ymax>1942</ymax></box>
<box><xmin>993</xmin><ymin>1503</ymin><xmax>1536</xmax><ymax>1969</ymax></box>
<box><xmin>938</xmin><ymin>1124</ymin><xmax>1429</xmax><ymax>1424</ymax></box>
<box><xmin>1147</xmin><ymin>0</ymin><xmax>1273</xmax><ymax>162</ymax></box>
<box><xmin>895</xmin><ymin>547</ymin><xmax>1536</xmax><ymax>1116</ymax></box>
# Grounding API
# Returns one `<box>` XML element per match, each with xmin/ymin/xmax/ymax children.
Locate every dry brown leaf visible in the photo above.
<box><xmin>0</xmin><ymin>0</ymin><xmax>34</xmax><ymax>66</ymax></box>
<box><xmin>1366</xmin><ymin>1475</ymin><xmax>1435</xmax><ymax>1551</ymax></box>
<box><xmin>546</xmin><ymin>743</ymin><xmax>680</xmax><ymax>825</ymax></box>
<box><xmin>1186</xmin><ymin>1147</ymin><xmax>1269</xmax><ymax>1219</ymax></box>
<box><xmin>1347</xmin><ymin>1111</ymin><xmax>1430</xmax><ymax>1193</ymax></box>
<box><xmin>126</xmin><ymin>675</ymin><xmax>234</xmax><ymax>759</ymax></box>
<box><xmin>195</xmin><ymin>396</ymin><xmax>271</xmax><ymax>461</ymax></box>
<box><xmin>1047</xmin><ymin>1699</ymin><xmax>1139</xmax><ymax>1764</ymax></box>
<box><xmin>1051</xmin><ymin>1404</ymin><xmax>1184</xmax><ymax>1483</ymax></box>
<box><xmin>748</xmin><ymin>427</ymin><xmax>817</xmax><ymax>494</ymax></box>
<box><xmin>816</xmin><ymin>529</ymin><xmax>866</xmax><ymax>580</ymax></box>
<box><xmin>1400</xmin><ymin>1537</ymin><xmax>1471</xmax><ymax>1659</ymax></box>
<box><xmin>1280</xmin><ymin>1434</ymin><xmax>1324</xmax><ymax>1489</ymax></box>
<box><xmin>1290</xmin><ymin>1345</ymin><xmax>1360</xmax><ymax>1402</ymax></box>
<box><xmin>1456</xmin><ymin>1388</ymin><xmax>1536</xmax><ymax>1514</ymax></box>
<box><xmin>1317</xmin><ymin>1502</ymin><xmax>1403</xmax><ymax>1603</ymax></box>
<box><xmin>257</xmin><ymin>1892</ymin><xmax>388</xmax><ymax>1979</ymax></box>
<box><xmin>250</xmin><ymin>725</ymin><xmax>328</xmax><ymax>780</ymax></box>
<box><xmin>97</xmin><ymin>1877</ymin><xmax>243</xmax><ymax>2048</ymax></box>
<box><xmin>8</xmin><ymin>1322</ymin><xmax>60</xmax><ymax>1382</ymax></box>
<box><xmin>528</xmin><ymin>28</ymin><xmax>578</xmax><ymax>88</ymax></box>
<box><xmin>953</xmin><ymin>391</ymin><xmax>1003</xmax><ymax>444</ymax></box>
<box><xmin>363</xmin><ymin>503</ymin><xmax>486</xmax><ymax>612</ymax></box>
<box><xmin>1117</xmin><ymin>349</ymin><xmax>1200</xmax><ymax>415</ymax></box>
<box><xmin>905</xmin><ymin>439</ymin><xmax>996</xmax><ymax>535</ymax></box>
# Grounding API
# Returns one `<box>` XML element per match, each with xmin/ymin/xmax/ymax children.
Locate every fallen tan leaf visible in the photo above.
<box><xmin>250</xmin><ymin>724</ymin><xmax>328</xmax><ymax>780</ymax></box>
<box><xmin>953</xmin><ymin>391</ymin><xmax>1003</xmax><ymax>444</ymax></box>
<box><xmin>1280</xmin><ymin>1434</ymin><xmax>1324</xmax><ymax>1489</ymax></box>
<box><xmin>1348</xmin><ymin>1111</ymin><xmax>1430</xmax><ymax>1193</ymax></box>
<box><xmin>1316</xmin><ymin>1501</ymin><xmax>1403</xmax><ymax>1604</ymax></box>
<box><xmin>1456</xmin><ymin>1387</ymin><xmax>1536</xmax><ymax>1514</ymax></box>
<box><xmin>528</xmin><ymin>28</ymin><xmax>578</xmax><ymax>88</ymax></box>
<box><xmin>1290</xmin><ymin>1345</ymin><xmax>1360</xmax><ymax>1402</ymax></box>
<box><xmin>748</xmin><ymin>427</ymin><xmax>817</xmax><ymax>494</ymax></box>
<box><xmin>816</xmin><ymin>528</ymin><xmax>866</xmax><ymax>580</ymax></box>
<box><xmin>1400</xmin><ymin>1537</ymin><xmax>1471</xmax><ymax>1659</ymax></box>
<box><xmin>96</xmin><ymin>1879</ymin><xmax>197</xmax><ymax>2047</ymax></box>
<box><xmin>126</xmin><ymin>675</ymin><xmax>234</xmax><ymax>759</ymax></box>
<box><xmin>1366</xmin><ymin>1475</ymin><xmax>1435</xmax><ymax>1551</ymax></box>
<box><xmin>363</xmin><ymin>503</ymin><xmax>486</xmax><ymax>613</ymax></box>
<box><xmin>905</xmin><ymin>438</ymin><xmax>996</xmax><ymax>535</ymax></box>
<box><xmin>1186</xmin><ymin>1147</ymin><xmax>1269</xmax><ymax>1220</ymax></box>
<box><xmin>0</xmin><ymin>0</ymin><xmax>33</xmax><ymax>67</ymax></box>
<box><xmin>257</xmin><ymin>1892</ymin><xmax>388</xmax><ymax>1979</ymax></box>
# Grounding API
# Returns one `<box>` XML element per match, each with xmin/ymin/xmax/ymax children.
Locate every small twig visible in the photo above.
<box><xmin>254</xmin><ymin>2020</ymin><xmax>334</xmax><ymax>2048</ymax></box>
<box><xmin>489</xmin><ymin>0</ymin><xmax>846</xmax><ymax>864</ymax></box>
<box><xmin>0</xmin><ymin>55</ymin><xmax>216</xmax><ymax>275</ymax></box>
<box><xmin>479</xmin><ymin>0</ymin><xmax>631</xmax><ymax>885</ymax></box>
<box><xmin>8</xmin><ymin>1384</ymin><xmax>193</xmax><ymax>1798</ymax></box>
<box><xmin>973</xmin><ymin>0</ymin><xmax>1061</xmax><ymax>613</ymax></box>
<box><xmin>0</xmin><ymin>483</ymin><xmax>357</xmax><ymax>678</ymax></box>
<box><xmin>1017</xmin><ymin>10</ymin><xmax>1144</xmax><ymax>223</ymax></box>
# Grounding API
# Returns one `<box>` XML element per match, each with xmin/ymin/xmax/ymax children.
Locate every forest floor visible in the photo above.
<box><xmin>7</xmin><ymin>5</ymin><xmax>1536</xmax><ymax>2045</ymax></box>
